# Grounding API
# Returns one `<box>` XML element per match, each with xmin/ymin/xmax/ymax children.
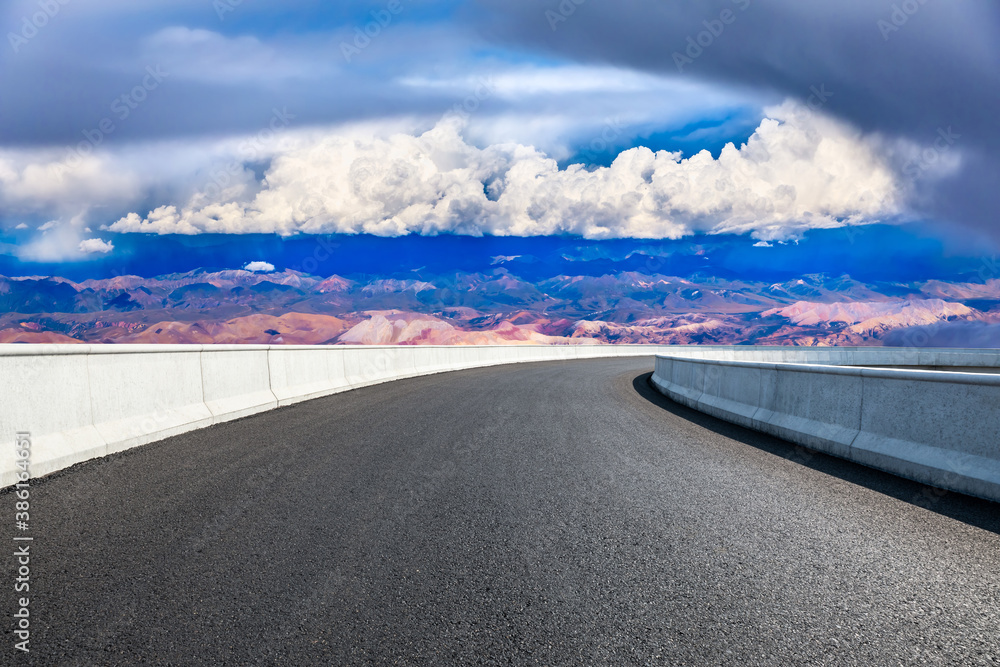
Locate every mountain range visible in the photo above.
<box><xmin>2</xmin><ymin>265</ymin><xmax>998</xmax><ymax>347</ymax></box>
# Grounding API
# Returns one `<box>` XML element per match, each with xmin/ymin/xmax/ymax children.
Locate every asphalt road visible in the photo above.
<box><xmin>7</xmin><ymin>358</ymin><xmax>1000</xmax><ymax>665</ymax></box>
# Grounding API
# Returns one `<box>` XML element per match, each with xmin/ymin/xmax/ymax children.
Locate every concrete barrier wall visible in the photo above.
<box><xmin>649</xmin><ymin>345</ymin><xmax>1000</xmax><ymax>368</ymax></box>
<box><xmin>0</xmin><ymin>347</ymin><xmax>105</xmax><ymax>484</ymax></box>
<box><xmin>651</xmin><ymin>355</ymin><xmax>1000</xmax><ymax>503</ymax></box>
<box><xmin>267</xmin><ymin>346</ymin><xmax>350</xmax><ymax>406</ymax></box>
<box><xmin>86</xmin><ymin>346</ymin><xmax>214</xmax><ymax>461</ymax></box>
<box><xmin>202</xmin><ymin>346</ymin><xmax>277</xmax><ymax>420</ymax></box>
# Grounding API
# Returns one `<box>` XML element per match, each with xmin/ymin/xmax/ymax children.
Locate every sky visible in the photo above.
<box><xmin>0</xmin><ymin>0</ymin><xmax>997</xmax><ymax>273</ymax></box>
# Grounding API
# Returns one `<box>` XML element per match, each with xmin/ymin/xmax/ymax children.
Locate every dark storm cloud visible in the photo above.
<box><xmin>0</xmin><ymin>1</ymin><xmax>476</xmax><ymax>146</ymax></box>
<box><xmin>466</xmin><ymin>0</ymin><xmax>1000</xmax><ymax>238</ymax></box>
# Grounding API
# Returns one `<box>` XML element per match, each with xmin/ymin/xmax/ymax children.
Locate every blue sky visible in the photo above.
<box><xmin>0</xmin><ymin>0</ymin><xmax>997</xmax><ymax>274</ymax></box>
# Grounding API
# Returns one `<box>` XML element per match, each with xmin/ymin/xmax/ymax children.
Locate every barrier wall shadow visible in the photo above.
<box><xmin>632</xmin><ymin>372</ymin><xmax>1000</xmax><ymax>536</ymax></box>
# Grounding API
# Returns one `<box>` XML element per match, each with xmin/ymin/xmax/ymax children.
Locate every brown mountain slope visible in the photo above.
<box><xmin>0</xmin><ymin>329</ymin><xmax>85</xmax><ymax>344</ymax></box>
<box><xmin>114</xmin><ymin>313</ymin><xmax>348</xmax><ymax>345</ymax></box>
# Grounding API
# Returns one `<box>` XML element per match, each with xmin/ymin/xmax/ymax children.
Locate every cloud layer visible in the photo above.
<box><xmin>471</xmin><ymin>0</ymin><xmax>1000</xmax><ymax>238</ymax></box>
<box><xmin>3</xmin><ymin>0</ymin><xmax>993</xmax><ymax>256</ymax></box>
<box><xmin>110</xmin><ymin>102</ymin><xmax>899</xmax><ymax>240</ymax></box>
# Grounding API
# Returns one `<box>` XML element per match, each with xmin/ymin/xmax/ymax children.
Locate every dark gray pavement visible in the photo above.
<box><xmin>7</xmin><ymin>358</ymin><xmax>1000</xmax><ymax>665</ymax></box>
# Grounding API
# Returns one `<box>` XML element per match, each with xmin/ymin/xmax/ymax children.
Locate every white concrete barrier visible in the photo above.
<box><xmin>87</xmin><ymin>345</ymin><xmax>214</xmax><ymax>459</ymax></box>
<box><xmin>651</xmin><ymin>354</ymin><xmax>1000</xmax><ymax>503</ymax></box>
<box><xmin>202</xmin><ymin>345</ymin><xmax>277</xmax><ymax>421</ymax></box>
<box><xmin>344</xmin><ymin>346</ymin><xmax>415</xmax><ymax>388</ymax></box>
<box><xmin>0</xmin><ymin>346</ymin><xmax>104</xmax><ymax>481</ymax></box>
<box><xmin>267</xmin><ymin>346</ymin><xmax>351</xmax><ymax>406</ymax></box>
<box><xmin>646</xmin><ymin>345</ymin><xmax>1000</xmax><ymax>369</ymax></box>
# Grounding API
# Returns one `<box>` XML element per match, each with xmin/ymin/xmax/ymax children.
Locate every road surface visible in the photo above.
<box><xmin>9</xmin><ymin>358</ymin><xmax>999</xmax><ymax>665</ymax></box>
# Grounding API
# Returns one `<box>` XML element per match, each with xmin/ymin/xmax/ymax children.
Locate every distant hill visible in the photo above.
<box><xmin>0</xmin><ymin>267</ymin><xmax>997</xmax><ymax>347</ymax></box>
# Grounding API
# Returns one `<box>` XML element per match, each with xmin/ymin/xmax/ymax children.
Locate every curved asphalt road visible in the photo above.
<box><xmin>8</xmin><ymin>358</ymin><xmax>1000</xmax><ymax>665</ymax></box>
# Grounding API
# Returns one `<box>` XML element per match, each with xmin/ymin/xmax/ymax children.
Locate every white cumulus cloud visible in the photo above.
<box><xmin>110</xmin><ymin>102</ymin><xmax>902</xmax><ymax>241</ymax></box>
<box><xmin>78</xmin><ymin>238</ymin><xmax>115</xmax><ymax>254</ymax></box>
<box><xmin>244</xmin><ymin>260</ymin><xmax>275</xmax><ymax>272</ymax></box>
